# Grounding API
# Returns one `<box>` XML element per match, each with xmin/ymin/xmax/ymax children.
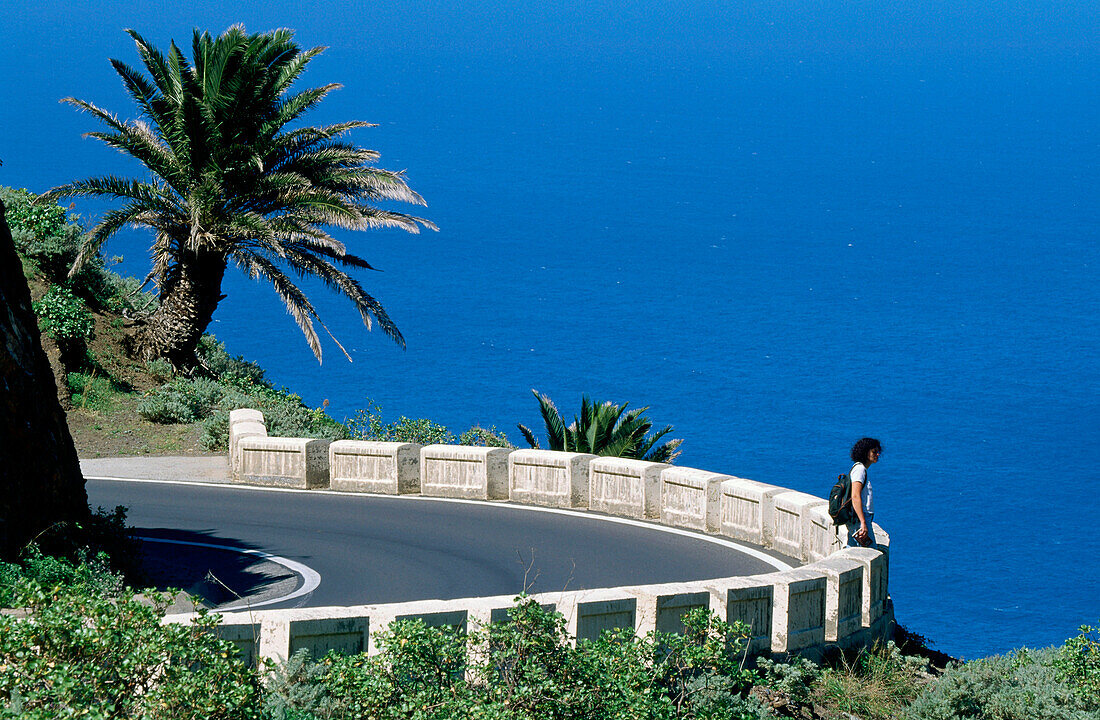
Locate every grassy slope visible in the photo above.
<box><xmin>23</xmin><ymin>271</ymin><xmax>209</xmax><ymax>458</ymax></box>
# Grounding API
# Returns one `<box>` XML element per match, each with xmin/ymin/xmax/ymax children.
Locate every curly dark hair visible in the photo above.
<box><xmin>850</xmin><ymin>437</ymin><xmax>882</xmax><ymax>465</ymax></box>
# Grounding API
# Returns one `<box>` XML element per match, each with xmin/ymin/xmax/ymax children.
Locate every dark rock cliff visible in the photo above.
<box><xmin>0</xmin><ymin>198</ymin><xmax>89</xmax><ymax>558</ymax></box>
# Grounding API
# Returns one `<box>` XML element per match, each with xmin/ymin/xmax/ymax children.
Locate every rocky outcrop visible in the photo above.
<box><xmin>0</xmin><ymin>199</ymin><xmax>88</xmax><ymax>558</ymax></box>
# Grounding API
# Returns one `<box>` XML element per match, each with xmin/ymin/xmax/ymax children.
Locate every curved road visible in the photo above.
<box><xmin>84</xmin><ymin>462</ymin><xmax>792</xmax><ymax>612</ymax></box>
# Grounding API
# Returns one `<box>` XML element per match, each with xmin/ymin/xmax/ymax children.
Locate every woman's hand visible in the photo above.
<box><xmin>856</xmin><ymin>524</ymin><xmax>871</xmax><ymax>546</ymax></box>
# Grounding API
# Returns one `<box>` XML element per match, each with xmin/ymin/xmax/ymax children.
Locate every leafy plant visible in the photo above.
<box><xmin>517</xmin><ymin>389</ymin><xmax>683</xmax><ymax>462</ymax></box>
<box><xmin>32</xmin><ymin>284</ymin><xmax>93</xmax><ymax>343</ymax></box>
<box><xmin>346</xmin><ymin>403</ymin><xmax>454</xmax><ymax>445</ymax></box>
<box><xmin>0</xmin><ymin>580</ymin><xmax>261</xmax><ymax>720</ymax></box>
<box><xmin>1054</xmin><ymin>624</ymin><xmax>1100</xmax><ymax>708</ymax></box>
<box><xmin>1</xmin><ymin>186</ymin><xmax>142</xmax><ymax>314</ymax></box>
<box><xmin>138</xmin><ymin>376</ymin><xmax>225</xmax><ymax>424</ymax></box>
<box><xmin>458</xmin><ymin>425</ymin><xmax>514</xmax><ymax>448</ymax></box>
<box><xmin>196</xmin><ymin>335</ymin><xmax>266</xmax><ymax>385</ymax></box>
<box><xmin>0</xmin><ymin>545</ymin><xmax>122</xmax><ymax>608</ymax></box>
<box><xmin>0</xmin><ymin>187</ymin><xmax>67</xmax><ymax>241</ymax></box>
<box><xmin>906</xmin><ymin>647</ymin><xmax>1093</xmax><ymax>720</ymax></box>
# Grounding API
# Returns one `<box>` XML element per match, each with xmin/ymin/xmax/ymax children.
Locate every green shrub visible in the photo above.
<box><xmin>906</xmin><ymin>647</ymin><xmax>1093</xmax><ymax>720</ymax></box>
<box><xmin>347</xmin><ymin>404</ymin><xmax>454</xmax><ymax>445</ymax></box>
<box><xmin>459</xmin><ymin>425</ymin><xmax>514</xmax><ymax>448</ymax></box>
<box><xmin>0</xmin><ymin>580</ymin><xmax>261</xmax><ymax>720</ymax></box>
<box><xmin>2</xmin><ymin>186</ymin><xmax>152</xmax><ymax>313</ymax></box>
<box><xmin>138</xmin><ymin>376</ymin><xmax>226</xmax><ymax>424</ymax></box>
<box><xmin>0</xmin><ymin>545</ymin><xmax>122</xmax><ymax>608</ymax></box>
<box><xmin>196</xmin><ymin>335</ymin><xmax>266</xmax><ymax>385</ymax></box>
<box><xmin>1055</xmin><ymin>624</ymin><xmax>1100</xmax><ymax>708</ymax></box>
<box><xmin>348</xmin><ymin>402</ymin><xmax>505</xmax><ymax>446</ymax></box>
<box><xmin>32</xmin><ymin>285</ymin><xmax>93</xmax><ymax>343</ymax></box>
<box><xmin>145</xmin><ymin>357</ymin><xmax>175</xmax><ymax>383</ymax></box>
<box><xmin>0</xmin><ymin>187</ymin><xmax>67</xmax><ymax>249</ymax></box>
<box><xmin>756</xmin><ymin>656</ymin><xmax>820</xmax><ymax>706</ymax></box>
<box><xmin>102</xmin><ymin>271</ymin><xmax>158</xmax><ymax>316</ymax></box>
<box><xmin>198</xmin><ymin>380</ymin><xmax>347</xmax><ymax>451</ymax></box>
<box><xmin>262</xmin><ymin>599</ymin><xmax>759</xmax><ymax>720</ymax></box>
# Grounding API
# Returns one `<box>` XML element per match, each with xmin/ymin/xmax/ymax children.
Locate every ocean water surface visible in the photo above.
<box><xmin>3</xmin><ymin>2</ymin><xmax>1097</xmax><ymax>659</ymax></box>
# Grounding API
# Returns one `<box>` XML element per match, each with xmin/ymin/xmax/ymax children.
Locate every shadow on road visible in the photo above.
<box><xmin>133</xmin><ymin>528</ymin><xmax>298</xmax><ymax>609</ymax></box>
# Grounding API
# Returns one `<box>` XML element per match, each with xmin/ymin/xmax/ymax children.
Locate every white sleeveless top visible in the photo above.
<box><xmin>851</xmin><ymin>462</ymin><xmax>873</xmax><ymax>514</ymax></box>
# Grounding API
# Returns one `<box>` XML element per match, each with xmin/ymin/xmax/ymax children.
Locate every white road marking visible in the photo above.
<box><xmin>136</xmin><ymin>535</ymin><xmax>321</xmax><ymax>610</ymax></box>
<box><xmin>90</xmin><ymin>474</ymin><xmax>793</xmax><ymax>574</ymax></box>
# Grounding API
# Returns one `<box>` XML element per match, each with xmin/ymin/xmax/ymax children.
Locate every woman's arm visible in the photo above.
<box><xmin>851</xmin><ymin>480</ymin><xmax>868</xmax><ymax>542</ymax></box>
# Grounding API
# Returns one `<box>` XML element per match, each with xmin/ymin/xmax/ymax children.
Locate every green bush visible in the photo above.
<box><xmin>138</xmin><ymin>376</ymin><xmax>225</xmax><ymax>424</ymax></box>
<box><xmin>348</xmin><ymin>403</ymin><xmax>512</xmax><ymax>448</ymax></box>
<box><xmin>0</xmin><ymin>545</ymin><xmax>122</xmax><ymax>608</ymax></box>
<box><xmin>263</xmin><ymin>599</ymin><xmax>759</xmax><ymax>720</ymax></box>
<box><xmin>2</xmin><ymin>186</ymin><xmax>153</xmax><ymax>314</ymax></box>
<box><xmin>0</xmin><ymin>187</ymin><xmax>67</xmax><ymax>251</ymax></box>
<box><xmin>906</xmin><ymin>647</ymin><xmax>1094</xmax><ymax>720</ymax></box>
<box><xmin>1055</xmin><ymin>625</ymin><xmax>1100</xmax><ymax>709</ymax></box>
<box><xmin>198</xmin><ymin>378</ymin><xmax>347</xmax><ymax>451</ymax></box>
<box><xmin>459</xmin><ymin>425</ymin><xmax>514</xmax><ymax>448</ymax></box>
<box><xmin>347</xmin><ymin>404</ymin><xmax>454</xmax><ymax>445</ymax></box>
<box><xmin>756</xmin><ymin>655</ymin><xmax>820</xmax><ymax>705</ymax></box>
<box><xmin>145</xmin><ymin>357</ymin><xmax>175</xmax><ymax>383</ymax></box>
<box><xmin>0</xmin><ymin>579</ymin><xmax>261</xmax><ymax>720</ymax></box>
<box><xmin>196</xmin><ymin>335</ymin><xmax>266</xmax><ymax>385</ymax></box>
<box><xmin>32</xmin><ymin>284</ymin><xmax>93</xmax><ymax>343</ymax></box>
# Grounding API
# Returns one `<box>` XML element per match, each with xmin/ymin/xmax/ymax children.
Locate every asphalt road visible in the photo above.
<box><xmin>86</xmin><ymin>476</ymin><xmax>792</xmax><ymax>611</ymax></box>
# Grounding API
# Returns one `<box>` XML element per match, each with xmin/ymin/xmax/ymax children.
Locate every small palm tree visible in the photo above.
<box><xmin>45</xmin><ymin>26</ymin><xmax>436</xmax><ymax>367</ymax></box>
<box><xmin>517</xmin><ymin>390</ymin><xmax>682</xmax><ymax>463</ymax></box>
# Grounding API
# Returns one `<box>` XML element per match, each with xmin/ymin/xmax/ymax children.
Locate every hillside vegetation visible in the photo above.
<box><xmin>3</xmin><ymin>187</ymin><xmax>511</xmax><ymax>458</ymax></box>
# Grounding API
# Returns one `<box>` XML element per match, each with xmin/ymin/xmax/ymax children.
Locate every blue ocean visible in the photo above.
<box><xmin>3</xmin><ymin>1</ymin><xmax>1097</xmax><ymax>659</ymax></box>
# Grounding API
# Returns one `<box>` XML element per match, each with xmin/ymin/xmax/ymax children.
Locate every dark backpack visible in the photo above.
<box><xmin>828</xmin><ymin>471</ymin><xmax>856</xmax><ymax>526</ymax></box>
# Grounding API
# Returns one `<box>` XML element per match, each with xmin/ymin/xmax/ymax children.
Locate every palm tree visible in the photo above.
<box><xmin>45</xmin><ymin>26</ymin><xmax>436</xmax><ymax>367</ymax></box>
<box><xmin>517</xmin><ymin>390</ymin><xmax>683</xmax><ymax>463</ymax></box>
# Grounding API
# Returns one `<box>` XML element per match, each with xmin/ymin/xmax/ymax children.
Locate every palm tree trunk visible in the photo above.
<box><xmin>133</xmin><ymin>251</ymin><xmax>227</xmax><ymax>368</ymax></box>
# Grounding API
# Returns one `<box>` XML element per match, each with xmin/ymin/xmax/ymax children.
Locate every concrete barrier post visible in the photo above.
<box><xmin>508</xmin><ymin>449</ymin><xmax>595</xmax><ymax>508</ymax></box>
<box><xmin>836</xmin><ymin>547</ymin><xmax>888</xmax><ymax>630</ymax></box>
<box><xmin>715</xmin><ymin>576</ymin><xmax>777</xmax><ymax>656</ymax></box>
<box><xmin>289</xmin><ymin>616</ymin><xmax>370</xmax><ymax>659</ymax></box>
<box><xmin>807</xmin><ymin>506</ymin><xmax>844</xmax><ymax>561</ymax></box>
<box><xmin>719</xmin><ymin>478</ymin><xmax>782</xmax><ymax>546</ymax></box>
<box><xmin>813</xmin><ymin>556</ymin><xmax>865</xmax><ymax>645</ymax></box>
<box><xmin>329</xmin><ymin>440</ymin><xmax>421</xmax><ymax>494</ymax></box>
<box><xmin>771</xmin><ymin>568</ymin><xmax>827</xmax><ymax>657</ymax></box>
<box><xmin>633</xmin><ymin>582</ymin><xmax>716</xmax><ymax>636</ymax></box>
<box><xmin>771</xmin><ymin>491</ymin><xmax>829</xmax><ymax>561</ymax></box>
<box><xmin>660</xmin><ymin>467</ymin><xmax>728</xmax><ymax>533</ymax></box>
<box><xmin>421</xmin><ymin>445</ymin><xmax>511</xmax><ymax>500</ymax></box>
<box><xmin>228</xmin><ymin>409</ymin><xmax>267</xmax><ymax>478</ymax></box>
<box><xmin>259</xmin><ymin>614</ymin><xmax>291</xmax><ymax>664</ymax></box>
<box><xmin>589</xmin><ymin>457</ymin><xmax>668</xmax><ymax>519</ymax></box>
<box><xmin>238</xmin><ymin>436</ymin><xmax>331</xmax><ymax>489</ymax></box>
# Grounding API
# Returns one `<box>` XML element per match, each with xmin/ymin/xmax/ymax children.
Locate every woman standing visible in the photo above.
<box><xmin>847</xmin><ymin>438</ymin><xmax>882</xmax><ymax>547</ymax></box>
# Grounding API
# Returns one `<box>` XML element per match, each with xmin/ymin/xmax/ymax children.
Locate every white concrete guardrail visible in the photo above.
<box><xmin>164</xmin><ymin>410</ymin><xmax>893</xmax><ymax>666</ymax></box>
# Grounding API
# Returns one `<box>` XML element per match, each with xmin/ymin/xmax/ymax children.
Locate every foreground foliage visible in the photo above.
<box><xmin>906</xmin><ymin>646</ymin><xmax>1100</xmax><ymax>720</ymax></box>
<box><xmin>263</xmin><ymin>601</ymin><xmax>762</xmax><ymax>720</ymax></box>
<box><xmin>2</xmin><ymin>558</ymin><xmax>1097</xmax><ymax>720</ymax></box>
<box><xmin>46</xmin><ymin>26</ymin><xmax>435</xmax><ymax>367</ymax></box>
<box><xmin>0</xmin><ymin>578</ymin><xmax>261</xmax><ymax>720</ymax></box>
